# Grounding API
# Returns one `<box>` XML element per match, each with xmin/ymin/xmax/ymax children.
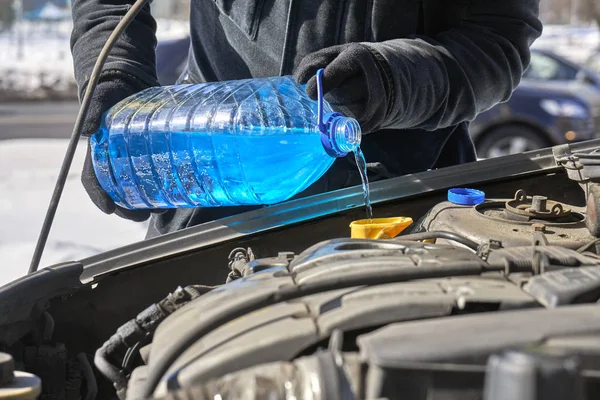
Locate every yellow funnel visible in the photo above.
<box><xmin>350</xmin><ymin>217</ymin><xmax>413</xmax><ymax>240</ymax></box>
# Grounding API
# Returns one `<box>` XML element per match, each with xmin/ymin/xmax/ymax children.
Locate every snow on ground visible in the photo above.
<box><xmin>0</xmin><ymin>139</ymin><xmax>148</xmax><ymax>286</ymax></box>
<box><xmin>0</xmin><ymin>18</ymin><xmax>189</xmax><ymax>100</ymax></box>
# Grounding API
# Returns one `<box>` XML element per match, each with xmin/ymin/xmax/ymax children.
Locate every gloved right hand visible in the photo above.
<box><xmin>80</xmin><ymin>78</ymin><xmax>154</xmax><ymax>222</ymax></box>
<box><xmin>294</xmin><ymin>43</ymin><xmax>391</xmax><ymax>134</ymax></box>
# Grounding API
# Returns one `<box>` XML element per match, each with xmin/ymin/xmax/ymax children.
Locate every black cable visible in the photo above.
<box><xmin>140</xmin><ymin>261</ymin><xmax>505</xmax><ymax>398</ymax></box>
<box><xmin>123</xmin><ymin>339</ymin><xmax>148</xmax><ymax>371</ymax></box>
<box><xmin>396</xmin><ymin>231</ymin><xmax>480</xmax><ymax>251</ymax></box>
<box><xmin>28</xmin><ymin>0</ymin><xmax>151</xmax><ymax>274</ymax></box>
<box><xmin>94</xmin><ymin>285</ymin><xmax>209</xmax><ymax>396</ymax></box>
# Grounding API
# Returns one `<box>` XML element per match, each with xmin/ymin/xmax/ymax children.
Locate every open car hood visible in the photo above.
<box><xmin>77</xmin><ymin>139</ymin><xmax>598</xmax><ymax>283</ymax></box>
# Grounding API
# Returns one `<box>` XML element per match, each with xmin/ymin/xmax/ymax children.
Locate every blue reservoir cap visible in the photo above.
<box><xmin>448</xmin><ymin>188</ymin><xmax>485</xmax><ymax>205</ymax></box>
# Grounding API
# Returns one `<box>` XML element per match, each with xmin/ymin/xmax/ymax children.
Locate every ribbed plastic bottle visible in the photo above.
<box><xmin>91</xmin><ymin>70</ymin><xmax>362</xmax><ymax>209</ymax></box>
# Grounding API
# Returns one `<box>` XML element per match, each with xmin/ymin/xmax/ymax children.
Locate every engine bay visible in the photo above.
<box><xmin>3</xmin><ymin>145</ymin><xmax>600</xmax><ymax>400</ymax></box>
<box><xmin>130</xmin><ymin>188</ymin><xmax>600</xmax><ymax>400</ymax></box>
<box><xmin>133</xmin><ymin>241</ymin><xmax>600</xmax><ymax>400</ymax></box>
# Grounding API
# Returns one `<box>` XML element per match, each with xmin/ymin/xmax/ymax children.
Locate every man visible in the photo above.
<box><xmin>71</xmin><ymin>0</ymin><xmax>542</xmax><ymax>237</ymax></box>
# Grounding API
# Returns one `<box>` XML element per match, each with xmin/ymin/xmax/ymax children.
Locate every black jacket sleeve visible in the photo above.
<box><xmin>363</xmin><ymin>0</ymin><xmax>543</xmax><ymax>131</ymax></box>
<box><xmin>70</xmin><ymin>0</ymin><xmax>160</xmax><ymax>98</ymax></box>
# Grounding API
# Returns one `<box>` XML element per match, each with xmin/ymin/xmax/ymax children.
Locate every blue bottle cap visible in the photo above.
<box><xmin>448</xmin><ymin>188</ymin><xmax>485</xmax><ymax>205</ymax></box>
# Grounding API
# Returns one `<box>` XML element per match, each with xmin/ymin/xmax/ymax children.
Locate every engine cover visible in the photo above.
<box><xmin>145</xmin><ymin>240</ymin><xmax>538</xmax><ymax>398</ymax></box>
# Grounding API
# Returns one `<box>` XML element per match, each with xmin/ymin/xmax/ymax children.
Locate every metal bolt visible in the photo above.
<box><xmin>514</xmin><ymin>189</ymin><xmax>527</xmax><ymax>201</ymax></box>
<box><xmin>532</xmin><ymin>223</ymin><xmax>546</xmax><ymax>232</ymax></box>
<box><xmin>531</xmin><ymin>196</ymin><xmax>548</xmax><ymax>212</ymax></box>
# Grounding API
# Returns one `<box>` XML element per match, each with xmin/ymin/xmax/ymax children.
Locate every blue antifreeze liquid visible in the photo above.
<box><xmin>91</xmin><ymin>76</ymin><xmax>362</xmax><ymax>209</ymax></box>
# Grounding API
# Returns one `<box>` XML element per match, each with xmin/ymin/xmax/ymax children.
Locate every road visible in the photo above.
<box><xmin>0</xmin><ymin>101</ymin><xmax>78</xmax><ymax>140</ymax></box>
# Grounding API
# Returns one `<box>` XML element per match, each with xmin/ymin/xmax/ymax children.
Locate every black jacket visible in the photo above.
<box><xmin>70</xmin><ymin>0</ymin><xmax>543</xmax><ymax>235</ymax></box>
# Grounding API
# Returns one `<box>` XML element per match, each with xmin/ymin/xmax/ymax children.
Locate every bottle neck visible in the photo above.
<box><xmin>320</xmin><ymin>113</ymin><xmax>362</xmax><ymax>158</ymax></box>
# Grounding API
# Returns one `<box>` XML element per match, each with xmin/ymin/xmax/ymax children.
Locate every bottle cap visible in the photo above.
<box><xmin>315</xmin><ymin>68</ymin><xmax>361</xmax><ymax>158</ymax></box>
<box><xmin>448</xmin><ymin>188</ymin><xmax>485</xmax><ymax>205</ymax></box>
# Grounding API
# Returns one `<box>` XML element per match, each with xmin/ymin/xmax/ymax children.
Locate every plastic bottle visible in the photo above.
<box><xmin>91</xmin><ymin>70</ymin><xmax>362</xmax><ymax>209</ymax></box>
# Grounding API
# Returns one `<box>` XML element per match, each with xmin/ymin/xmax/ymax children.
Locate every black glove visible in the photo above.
<box><xmin>294</xmin><ymin>43</ymin><xmax>392</xmax><ymax>134</ymax></box>
<box><xmin>80</xmin><ymin>77</ymin><xmax>155</xmax><ymax>222</ymax></box>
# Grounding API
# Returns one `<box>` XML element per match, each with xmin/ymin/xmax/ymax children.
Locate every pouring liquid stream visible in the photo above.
<box><xmin>354</xmin><ymin>148</ymin><xmax>373</xmax><ymax>221</ymax></box>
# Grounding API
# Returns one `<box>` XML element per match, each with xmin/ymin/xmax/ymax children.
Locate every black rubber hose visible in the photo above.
<box><xmin>77</xmin><ymin>353</ymin><xmax>98</xmax><ymax>400</ymax></box>
<box><xmin>42</xmin><ymin>312</ymin><xmax>55</xmax><ymax>341</ymax></box>
<box><xmin>94</xmin><ymin>286</ymin><xmax>209</xmax><ymax>392</ymax></box>
<box><xmin>397</xmin><ymin>231</ymin><xmax>479</xmax><ymax>251</ymax></box>
<box><xmin>94</xmin><ymin>347</ymin><xmax>128</xmax><ymax>393</ymax></box>
<box><xmin>29</xmin><ymin>0</ymin><xmax>151</xmax><ymax>273</ymax></box>
<box><xmin>140</xmin><ymin>261</ymin><xmax>503</xmax><ymax>398</ymax></box>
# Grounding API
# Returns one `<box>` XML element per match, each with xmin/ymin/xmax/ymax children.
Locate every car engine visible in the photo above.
<box><xmin>84</xmin><ymin>186</ymin><xmax>600</xmax><ymax>400</ymax></box>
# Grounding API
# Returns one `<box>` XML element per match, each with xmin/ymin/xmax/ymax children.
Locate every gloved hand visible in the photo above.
<box><xmin>80</xmin><ymin>77</ymin><xmax>154</xmax><ymax>222</ymax></box>
<box><xmin>294</xmin><ymin>43</ymin><xmax>392</xmax><ymax>134</ymax></box>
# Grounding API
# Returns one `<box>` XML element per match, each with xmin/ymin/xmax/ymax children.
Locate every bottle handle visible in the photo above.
<box><xmin>315</xmin><ymin>68</ymin><xmax>347</xmax><ymax>158</ymax></box>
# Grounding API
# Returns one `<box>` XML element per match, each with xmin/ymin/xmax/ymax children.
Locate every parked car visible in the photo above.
<box><xmin>524</xmin><ymin>48</ymin><xmax>600</xmax><ymax>90</ymax></box>
<box><xmin>470</xmin><ymin>48</ymin><xmax>600</xmax><ymax>158</ymax></box>
<box><xmin>585</xmin><ymin>49</ymin><xmax>600</xmax><ymax>75</ymax></box>
<box><xmin>471</xmin><ymin>79</ymin><xmax>600</xmax><ymax>158</ymax></box>
<box><xmin>154</xmin><ymin>39</ymin><xmax>600</xmax><ymax>159</ymax></box>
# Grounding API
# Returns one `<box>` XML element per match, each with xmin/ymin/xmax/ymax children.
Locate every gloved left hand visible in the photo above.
<box><xmin>80</xmin><ymin>77</ymin><xmax>156</xmax><ymax>222</ymax></box>
<box><xmin>294</xmin><ymin>43</ymin><xmax>392</xmax><ymax>134</ymax></box>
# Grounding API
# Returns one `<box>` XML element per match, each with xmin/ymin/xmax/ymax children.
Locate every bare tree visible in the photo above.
<box><xmin>541</xmin><ymin>0</ymin><xmax>572</xmax><ymax>24</ymax></box>
<box><xmin>0</xmin><ymin>1</ymin><xmax>16</xmax><ymax>32</ymax></box>
<box><xmin>579</xmin><ymin>0</ymin><xmax>600</xmax><ymax>29</ymax></box>
<box><xmin>172</xmin><ymin>0</ymin><xmax>190</xmax><ymax>20</ymax></box>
